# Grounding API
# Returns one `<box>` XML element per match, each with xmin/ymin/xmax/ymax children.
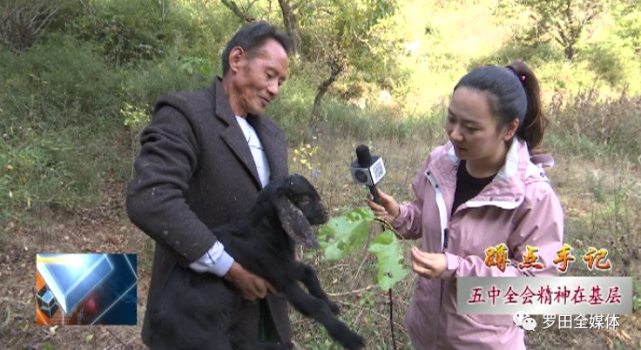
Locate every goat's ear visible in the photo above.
<box><xmin>274</xmin><ymin>196</ymin><xmax>319</xmax><ymax>248</ymax></box>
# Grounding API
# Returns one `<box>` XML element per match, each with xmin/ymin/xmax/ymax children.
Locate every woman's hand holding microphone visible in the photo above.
<box><xmin>365</xmin><ymin>188</ymin><xmax>400</xmax><ymax>223</ymax></box>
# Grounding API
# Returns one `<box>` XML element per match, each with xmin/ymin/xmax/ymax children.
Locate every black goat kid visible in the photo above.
<box><xmin>151</xmin><ymin>174</ymin><xmax>366</xmax><ymax>350</ymax></box>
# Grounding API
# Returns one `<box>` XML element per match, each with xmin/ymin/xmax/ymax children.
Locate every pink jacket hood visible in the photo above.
<box><xmin>392</xmin><ymin>138</ymin><xmax>565</xmax><ymax>350</ymax></box>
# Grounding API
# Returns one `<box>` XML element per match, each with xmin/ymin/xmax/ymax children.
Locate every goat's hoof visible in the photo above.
<box><xmin>328</xmin><ymin>301</ymin><xmax>340</xmax><ymax>315</ymax></box>
<box><xmin>339</xmin><ymin>332</ymin><xmax>366</xmax><ymax>350</ymax></box>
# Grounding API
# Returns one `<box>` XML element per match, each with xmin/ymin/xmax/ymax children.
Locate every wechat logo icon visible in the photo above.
<box><xmin>513</xmin><ymin>311</ymin><xmax>537</xmax><ymax>331</ymax></box>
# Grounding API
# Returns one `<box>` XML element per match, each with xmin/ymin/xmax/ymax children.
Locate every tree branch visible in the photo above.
<box><xmin>327</xmin><ymin>285</ymin><xmax>374</xmax><ymax>297</ymax></box>
<box><xmin>277</xmin><ymin>0</ymin><xmax>302</xmax><ymax>56</ymax></box>
<box><xmin>0</xmin><ymin>0</ymin><xmax>62</xmax><ymax>51</ymax></box>
<box><xmin>220</xmin><ymin>0</ymin><xmax>256</xmax><ymax>23</ymax></box>
<box><xmin>243</xmin><ymin>0</ymin><xmax>259</xmax><ymax>13</ymax></box>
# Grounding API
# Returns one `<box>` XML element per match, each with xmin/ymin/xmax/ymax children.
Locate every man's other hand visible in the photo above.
<box><xmin>223</xmin><ymin>262</ymin><xmax>279</xmax><ymax>300</ymax></box>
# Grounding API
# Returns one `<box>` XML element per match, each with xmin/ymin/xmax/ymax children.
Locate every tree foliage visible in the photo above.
<box><xmin>217</xmin><ymin>0</ymin><xmax>406</xmax><ymax>117</ymax></box>
<box><xmin>495</xmin><ymin>0</ymin><xmax>605</xmax><ymax>60</ymax></box>
<box><xmin>611</xmin><ymin>1</ymin><xmax>641</xmax><ymax>56</ymax></box>
<box><xmin>3</xmin><ymin>0</ymin><xmax>641</xmax><ymax>224</ymax></box>
<box><xmin>296</xmin><ymin>0</ymin><xmax>403</xmax><ymax>117</ymax></box>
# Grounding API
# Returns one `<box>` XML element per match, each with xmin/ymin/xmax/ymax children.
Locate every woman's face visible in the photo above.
<box><xmin>445</xmin><ymin>87</ymin><xmax>516</xmax><ymax>162</ymax></box>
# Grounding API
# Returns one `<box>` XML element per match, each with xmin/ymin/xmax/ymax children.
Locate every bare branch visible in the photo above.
<box><xmin>291</xmin><ymin>0</ymin><xmax>304</xmax><ymax>12</ymax></box>
<box><xmin>220</xmin><ymin>0</ymin><xmax>256</xmax><ymax>23</ymax></box>
<box><xmin>78</xmin><ymin>0</ymin><xmax>91</xmax><ymax>12</ymax></box>
<box><xmin>245</xmin><ymin>0</ymin><xmax>259</xmax><ymax>11</ymax></box>
<box><xmin>0</xmin><ymin>0</ymin><xmax>63</xmax><ymax>51</ymax></box>
<box><xmin>0</xmin><ymin>306</ymin><xmax>10</xmax><ymax>330</ymax></box>
<box><xmin>327</xmin><ymin>285</ymin><xmax>374</xmax><ymax>297</ymax></box>
<box><xmin>106</xmin><ymin>327</ymin><xmax>132</xmax><ymax>349</ymax></box>
<box><xmin>34</xmin><ymin>5</ymin><xmax>61</xmax><ymax>35</ymax></box>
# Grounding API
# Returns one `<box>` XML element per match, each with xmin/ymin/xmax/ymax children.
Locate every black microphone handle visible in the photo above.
<box><xmin>369</xmin><ymin>184</ymin><xmax>380</xmax><ymax>204</ymax></box>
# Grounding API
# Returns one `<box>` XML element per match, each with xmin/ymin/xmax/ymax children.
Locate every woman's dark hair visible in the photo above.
<box><xmin>222</xmin><ymin>21</ymin><xmax>292</xmax><ymax>76</ymax></box>
<box><xmin>453</xmin><ymin>60</ymin><xmax>549</xmax><ymax>152</ymax></box>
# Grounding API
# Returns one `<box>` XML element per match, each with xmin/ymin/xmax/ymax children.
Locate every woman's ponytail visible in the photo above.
<box><xmin>506</xmin><ymin>60</ymin><xmax>549</xmax><ymax>152</ymax></box>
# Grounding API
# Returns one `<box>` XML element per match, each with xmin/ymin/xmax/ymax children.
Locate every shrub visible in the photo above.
<box><xmin>0</xmin><ymin>35</ymin><xmax>125</xmax><ymax>221</ymax></box>
<box><xmin>3</xmin><ymin>34</ymin><xmax>122</xmax><ymax>127</ymax></box>
<box><xmin>581</xmin><ymin>32</ymin><xmax>641</xmax><ymax>93</ymax></box>
<box><xmin>57</xmin><ymin>0</ymin><xmax>240</xmax><ymax>67</ymax></box>
<box><xmin>548</xmin><ymin>89</ymin><xmax>641</xmax><ymax>161</ymax></box>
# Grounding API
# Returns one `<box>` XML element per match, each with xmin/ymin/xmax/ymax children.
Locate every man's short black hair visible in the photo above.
<box><xmin>222</xmin><ymin>21</ymin><xmax>292</xmax><ymax>76</ymax></box>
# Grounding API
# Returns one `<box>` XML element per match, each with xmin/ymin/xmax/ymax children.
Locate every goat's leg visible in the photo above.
<box><xmin>295</xmin><ymin>263</ymin><xmax>340</xmax><ymax>315</ymax></box>
<box><xmin>284</xmin><ymin>284</ymin><xmax>365</xmax><ymax>350</ymax></box>
<box><xmin>229</xmin><ymin>333</ymin><xmax>290</xmax><ymax>350</ymax></box>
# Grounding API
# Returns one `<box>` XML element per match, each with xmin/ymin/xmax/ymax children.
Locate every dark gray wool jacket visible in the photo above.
<box><xmin>126</xmin><ymin>76</ymin><xmax>292</xmax><ymax>348</ymax></box>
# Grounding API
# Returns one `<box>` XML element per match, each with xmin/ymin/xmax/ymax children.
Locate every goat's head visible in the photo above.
<box><xmin>263</xmin><ymin>174</ymin><xmax>329</xmax><ymax>248</ymax></box>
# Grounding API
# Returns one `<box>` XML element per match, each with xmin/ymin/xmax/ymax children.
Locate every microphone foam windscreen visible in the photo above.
<box><xmin>356</xmin><ymin>145</ymin><xmax>372</xmax><ymax>167</ymax></box>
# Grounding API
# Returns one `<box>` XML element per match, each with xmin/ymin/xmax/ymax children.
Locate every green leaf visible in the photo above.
<box><xmin>368</xmin><ymin>230</ymin><xmax>409</xmax><ymax>290</ymax></box>
<box><xmin>318</xmin><ymin>207</ymin><xmax>374</xmax><ymax>260</ymax></box>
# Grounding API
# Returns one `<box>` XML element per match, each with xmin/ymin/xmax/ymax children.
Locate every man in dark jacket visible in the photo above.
<box><xmin>126</xmin><ymin>21</ymin><xmax>293</xmax><ymax>348</ymax></box>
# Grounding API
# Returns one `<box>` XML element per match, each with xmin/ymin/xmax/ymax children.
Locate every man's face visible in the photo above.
<box><xmin>230</xmin><ymin>38</ymin><xmax>288</xmax><ymax>116</ymax></box>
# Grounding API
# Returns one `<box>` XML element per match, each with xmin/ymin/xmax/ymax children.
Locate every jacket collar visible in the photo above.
<box><xmin>428</xmin><ymin>137</ymin><xmax>551</xmax><ymax>210</ymax></box>
<box><xmin>445</xmin><ymin>136</ymin><xmax>522</xmax><ymax>182</ymax></box>
<box><xmin>211</xmin><ymin>77</ymin><xmax>282</xmax><ymax>189</ymax></box>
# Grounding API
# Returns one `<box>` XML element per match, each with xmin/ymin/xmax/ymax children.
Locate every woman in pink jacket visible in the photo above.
<box><xmin>367</xmin><ymin>60</ymin><xmax>564</xmax><ymax>349</ymax></box>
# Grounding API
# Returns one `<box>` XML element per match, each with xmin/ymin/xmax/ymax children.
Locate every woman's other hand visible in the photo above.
<box><xmin>411</xmin><ymin>246</ymin><xmax>446</xmax><ymax>278</ymax></box>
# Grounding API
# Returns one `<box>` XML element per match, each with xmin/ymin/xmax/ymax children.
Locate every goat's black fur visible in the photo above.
<box><xmin>150</xmin><ymin>174</ymin><xmax>366</xmax><ymax>350</ymax></box>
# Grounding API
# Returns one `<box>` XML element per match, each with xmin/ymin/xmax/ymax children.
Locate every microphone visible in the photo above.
<box><xmin>350</xmin><ymin>144</ymin><xmax>386</xmax><ymax>204</ymax></box>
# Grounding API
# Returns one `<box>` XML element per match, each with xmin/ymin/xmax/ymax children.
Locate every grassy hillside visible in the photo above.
<box><xmin>1</xmin><ymin>0</ymin><xmax>640</xmax><ymax>223</ymax></box>
<box><xmin>1</xmin><ymin>0</ymin><xmax>640</xmax><ymax>349</ymax></box>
